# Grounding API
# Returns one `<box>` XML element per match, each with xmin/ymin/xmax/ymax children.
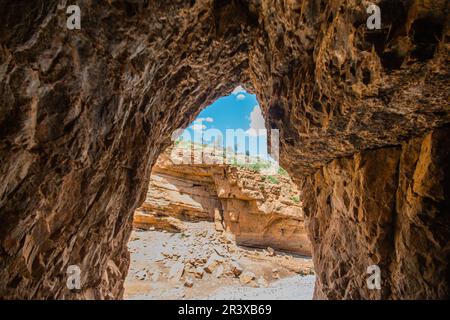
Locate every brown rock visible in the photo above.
<box><xmin>203</xmin><ymin>256</ymin><xmax>222</xmax><ymax>274</ymax></box>
<box><xmin>135</xmin><ymin>148</ymin><xmax>312</xmax><ymax>255</ymax></box>
<box><xmin>134</xmin><ymin>270</ymin><xmax>147</xmax><ymax>281</ymax></box>
<box><xmin>266</xmin><ymin>247</ymin><xmax>275</xmax><ymax>256</ymax></box>
<box><xmin>230</xmin><ymin>262</ymin><xmax>243</xmax><ymax>277</ymax></box>
<box><xmin>0</xmin><ymin>1</ymin><xmax>448</xmax><ymax>300</ymax></box>
<box><xmin>184</xmin><ymin>278</ymin><xmax>194</xmax><ymax>288</ymax></box>
<box><xmin>239</xmin><ymin>271</ymin><xmax>256</xmax><ymax>284</ymax></box>
<box><xmin>194</xmin><ymin>267</ymin><xmax>204</xmax><ymax>279</ymax></box>
<box><xmin>302</xmin><ymin>127</ymin><xmax>450</xmax><ymax>299</ymax></box>
<box><xmin>133</xmin><ymin>210</ymin><xmax>186</xmax><ymax>233</ymax></box>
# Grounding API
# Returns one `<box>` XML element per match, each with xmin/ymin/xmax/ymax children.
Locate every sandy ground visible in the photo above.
<box><xmin>124</xmin><ymin>221</ymin><xmax>315</xmax><ymax>300</ymax></box>
<box><xmin>201</xmin><ymin>275</ymin><xmax>316</xmax><ymax>300</ymax></box>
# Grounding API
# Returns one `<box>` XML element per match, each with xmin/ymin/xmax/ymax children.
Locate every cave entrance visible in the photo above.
<box><xmin>124</xmin><ymin>87</ymin><xmax>314</xmax><ymax>299</ymax></box>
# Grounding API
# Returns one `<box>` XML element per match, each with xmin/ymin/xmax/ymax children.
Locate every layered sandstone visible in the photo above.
<box><xmin>134</xmin><ymin>148</ymin><xmax>312</xmax><ymax>256</ymax></box>
<box><xmin>0</xmin><ymin>1</ymin><xmax>448</xmax><ymax>299</ymax></box>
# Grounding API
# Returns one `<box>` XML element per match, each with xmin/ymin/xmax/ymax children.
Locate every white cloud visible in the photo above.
<box><xmin>236</xmin><ymin>93</ymin><xmax>246</xmax><ymax>101</ymax></box>
<box><xmin>249</xmin><ymin>105</ymin><xmax>266</xmax><ymax>130</ymax></box>
<box><xmin>247</xmin><ymin>129</ymin><xmax>268</xmax><ymax>137</ymax></box>
<box><xmin>194</xmin><ymin>117</ymin><xmax>213</xmax><ymax>123</ymax></box>
<box><xmin>246</xmin><ymin>105</ymin><xmax>266</xmax><ymax>136</ymax></box>
<box><xmin>231</xmin><ymin>85</ymin><xmax>246</xmax><ymax>95</ymax></box>
<box><xmin>191</xmin><ymin>124</ymin><xmax>206</xmax><ymax>131</ymax></box>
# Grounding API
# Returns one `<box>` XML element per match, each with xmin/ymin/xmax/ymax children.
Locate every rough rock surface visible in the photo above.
<box><xmin>133</xmin><ymin>209</ymin><xmax>186</xmax><ymax>233</ymax></box>
<box><xmin>124</xmin><ymin>220</ymin><xmax>314</xmax><ymax>299</ymax></box>
<box><xmin>0</xmin><ymin>1</ymin><xmax>449</xmax><ymax>299</ymax></box>
<box><xmin>302</xmin><ymin>126</ymin><xmax>450</xmax><ymax>299</ymax></box>
<box><xmin>134</xmin><ymin>148</ymin><xmax>312</xmax><ymax>255</ymax></box>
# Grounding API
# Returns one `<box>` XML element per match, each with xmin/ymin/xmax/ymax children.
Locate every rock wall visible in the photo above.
<box><xmin>0</xmin><ymin>0</ymin><xmax>448</xmax><ymax>299</ymax></box>
<box><xmin>0</xmin><ymin>0</ymin><xmax>254</xmax><ymax>299</ymax></box>
<box><xmin>135</xmin><ymin>149</ymin><xmax>312</xmax><ymax>256</ymax></box>
<box><xmin>302</xmin><ymin>126</ymin><xmax>450</xmax><ymax>299</ymax></box>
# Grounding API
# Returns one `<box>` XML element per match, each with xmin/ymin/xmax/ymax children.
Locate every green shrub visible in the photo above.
<box><xmin>230</xmin><ymin>159</ymin><xmax>273</xmax><ymax>172</ymax></box>
<box><xmin>264</xmin><ymin>175</ymin><xmax>279</xmax><ymax>184</ymax></box>
<box><xmin>278</xmin><ymin>166</ymin><xmax>289</xmax><ymax>176</ymax></box>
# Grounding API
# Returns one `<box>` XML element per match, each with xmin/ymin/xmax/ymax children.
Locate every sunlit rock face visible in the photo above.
<box><xmin>0</xmin><ymin>0</ymin><xmax>448</xmax><ymax>299</ymax></box>
<box><xmin>134</xmin><ymin>149</ymin><xmax>312</xmax><ymax>256</ymax></box>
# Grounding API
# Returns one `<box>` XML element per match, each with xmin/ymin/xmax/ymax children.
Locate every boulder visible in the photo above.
<box><xmin>239</xmin><ymin>271</ymin><xmax>256</xmax><ymax>284</ymax></box>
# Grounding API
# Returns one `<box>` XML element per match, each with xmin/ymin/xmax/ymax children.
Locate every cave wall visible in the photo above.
<box><xmin>0</xmin><ymin>0</ymin><xmax>449</xmax><ymax>299</ymax></box>
<box><xmin>302</xmin><ymin>126</ymin><xmax>450</xmax><ymax>299</ymax></box>
<box><xmin>0</xmin><ymin>0</ymin><xmax>254</xmax><ymax>299</ymax></box>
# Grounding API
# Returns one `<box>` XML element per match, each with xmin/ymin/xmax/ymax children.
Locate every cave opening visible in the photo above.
<box><xmin>124</xmin><ymin>87</ymin><xmax>314</xmax><ymax>299</ymax></box>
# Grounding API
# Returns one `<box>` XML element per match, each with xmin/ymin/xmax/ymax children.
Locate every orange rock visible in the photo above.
<box><xmin>133</xmin><ymin>148</ymin><xmax>312</xmax><ymax>256</ymax></box>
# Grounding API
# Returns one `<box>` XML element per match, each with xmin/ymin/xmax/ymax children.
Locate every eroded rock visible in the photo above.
<box><xmin>239</xmin><ymin>271</ymin><xmax>256</xmax><ymax>284</ymax></box>
<box><xmin>0</xmin><ymin>0</ymin><xmax>448</xmax><ymax>299</ymax></box>
<box><xmin>184</xmin><ymin>278</ymin><xmax>194</xmax><ymax>288</ymax></box>
<box><xmin>230</xmin><ymin>262</ymin><xmax>243</xmax><ymax>278</ymax></box>
<box><xmin>302</xmin><ymin>127</ymin><xmax>450</xmax><ymax>299</ymax></box>
<box><xmin>133</xmin><ymin>210</ymin><xmax>186</xmax><ymax>233</ymax></box>
<box><xmin>134</xmin><ymin>148</ymin><xmax>312</xmax><ymax>255</ymax></box>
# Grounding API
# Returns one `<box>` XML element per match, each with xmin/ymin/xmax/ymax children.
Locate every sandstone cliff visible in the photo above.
<box><xmin>134</xmin><ymin>148</ymin><xmax>312</xmax><ymax>256</ymax></box>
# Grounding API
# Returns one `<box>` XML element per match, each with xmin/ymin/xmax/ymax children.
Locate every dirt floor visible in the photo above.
<box><xmin>124</xmin><ymin>221</ymin><xmax>315</xmax><ymax>300</ymax></box>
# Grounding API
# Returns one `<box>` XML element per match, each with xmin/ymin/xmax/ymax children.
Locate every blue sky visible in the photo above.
<box><xmin>178</xmin><ymin>86</ymin><xmax>270</xmax><ymax>158</ymax></box>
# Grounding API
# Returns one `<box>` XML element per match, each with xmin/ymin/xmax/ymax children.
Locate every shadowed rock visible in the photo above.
<box><xmin>0</xmin><ymin>0</ymin><xmax>448</xmax><ymax>299</ymax></box>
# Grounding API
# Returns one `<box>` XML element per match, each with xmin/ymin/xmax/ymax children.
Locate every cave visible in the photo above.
<box><xmin>125</xmin><ymin>90</ymin><xmax>314</xmax><ymax>299</ymax></box>
<box><xmin>0</xmin><ymin>0</ymin><xmax>449</xmax><ymax>300</ymax></box>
